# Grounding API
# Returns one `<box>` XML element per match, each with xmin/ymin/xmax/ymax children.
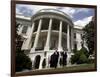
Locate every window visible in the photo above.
<box><xmin>81</xmin><ymin>34</ymin><xmax>83</xmax><ymax>39</ymax></box>
<box><xmin>74</xmin><ymin>33</ymin><xmax>76</xmax><ymax>39</ymax></box>
<box><xmin>52</xmin><ymin>19</ymin><xmax>59</xmax><ymax>30</ymax></box>
<box><xmin>41</xmin><ymin>18</ymin><xmax>49</xmax><ymax>30</ymax></box>
<box><xmin>22</xmin><ymin>26</ymin><xmax>28</xmax><ymax>34</ymax></box>
<box><xmin>74</xmin><ymin>43</ymin><xmax>77</xmax><ymax>50</ymax></box>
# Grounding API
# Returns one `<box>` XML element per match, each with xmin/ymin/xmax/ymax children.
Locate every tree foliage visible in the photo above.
<box><xmin>71</xmin><ymin>47</ymin><xmax>89</xmax><ymax>64</ymax></box>
<box><xmin>15</xmin><ymin>22</ymin><xmax>32</xmax><ymax>72</ymax></box>
<box><xmin>16</xmin><ymin>50</ymin><xmax>32</xmax><ymax>72</ymax></box>
<box><xmin>83</xmin><ymin>20</ymin><xmax>95</xmax><ymax>54</ymax></box>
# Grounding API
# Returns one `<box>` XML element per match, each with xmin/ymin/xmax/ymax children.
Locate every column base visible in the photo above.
<box><xmin>44</xmin><ymin>46</ymin><xmax>50</xmax><ymax>51</ymax></box>
<box><xmin>30</xmin><ymin>48</ymin><xmax>35</xmax><ymax>53</ymax></box>
<box><xmin>39</xmin><ymin>58</ymin><xmax>44</xmax><ymax>69</ymax></box>
<box><xmin>67</xmin><ymin>52</ymin><xmax>72</xmax><ymax>65</ymax></box>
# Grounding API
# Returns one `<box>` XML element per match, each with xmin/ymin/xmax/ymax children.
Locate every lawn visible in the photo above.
<box><xmin>16</xmin><ymin>63</ymin><xmax>96</xmax><ymax>76</ymax></box>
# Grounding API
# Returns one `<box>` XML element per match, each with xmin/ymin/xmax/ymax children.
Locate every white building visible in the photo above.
<box><xmin>16</xmin><ymin>9</ymin><xmax>84</xmax><ymax>69</ymax></box>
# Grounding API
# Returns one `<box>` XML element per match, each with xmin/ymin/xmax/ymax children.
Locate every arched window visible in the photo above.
<box><xmin>34</xmin><ymin>55</ymin><xmax>41</xmax><ymax>69</ymax></box>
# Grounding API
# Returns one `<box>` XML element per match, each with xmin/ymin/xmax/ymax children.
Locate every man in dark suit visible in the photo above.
<box><xmin>54</xmin><ymin>50</ymin><xmax>59</xmax><ymax>68</ymax></box>
<box><xmin>50</xmin><ymin>53</ymin><xmax>55</xmax><ymax>68</ymax></box>
<box><xmin>62</xmin><ymin>51</ymin><xmax>67</xmax><ymax>66</ymax></box>
<box><xmin>50</xmin><ymin>50</ymin><xmax>59</xmax><ymax>68</ymax></box>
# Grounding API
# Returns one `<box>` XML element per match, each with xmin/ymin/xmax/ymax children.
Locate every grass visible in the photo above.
<box><xmin>16</xmin><ymin>63</ymin><xmax>96</xmax><ymax>76</ymax></box>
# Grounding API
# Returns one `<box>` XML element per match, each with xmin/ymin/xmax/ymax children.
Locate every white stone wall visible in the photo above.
<box><xmin>73</xmin><ymin>28</ymin><xmax>83</xmax><ymax>50</ymax></box>
<box><xmin>76</xmin><ymin>32</ymin><xmax>82</xmax><ymax>50</ymax></box>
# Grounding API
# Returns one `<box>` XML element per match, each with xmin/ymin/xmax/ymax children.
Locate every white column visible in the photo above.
<box><xmin>44</xmin><ymin>18</ymin><xmax>52</xmax><ymax>68</ymax></box>
<box><xmin>58</xmin><ymin>21</ymin><xmax>63</xmax><ymax>51</ymax></box>
<box><xmin>67</xmin><ymin>24</ymin><xmax>71</xmax><ymax>65</ymax></box>
<box><xmin>67</xmin><ymin>24</ymin><xmax>70</xmax><ymax>52</ymax></box>
<box><xmin>57</xmin><ymin>21</ymin><xmax>63</xmax><ymax>67</ymax></box>
<box><xmin>39</xmin><ymin>57</ymin><xmax>44</xmax><ymax>69</ymax></box>
<box><xmin>22</xmin><ymin>23</ymin><xmax>35</xmax><ymax>50</ymax></box>
<box><xmin>30</xmin><ymin>19</ymin><xmax>42</xmax><ymax>53</ymax></box>
<box><xmin>30</xmin><ymin>55</ymin><xmax>35</xmax><ymax>68</ymax></box>
<box><xmin>44</xmin><ymin>18</ymin><xmax>52</xmax><ymax>51</ymax></box>
<box><xmin>71</xmin><ymin>28</ymin><xmax>74</xmax><ymax>50</ymax></box>
<box><xmin>46</xmin><ymin>53</ymin><xmax>48</xmax><ymax>68</ymax></box>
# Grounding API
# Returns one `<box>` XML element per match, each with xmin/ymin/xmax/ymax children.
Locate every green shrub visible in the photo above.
<box><xmin>77</xmin><ymin>53</ymin><xmax>88</xmax><ymax>64</ymax></box>
<box><xmin>71</xmin><ymin>52</ymin><xmax>79</xmax><ymax>64</ymax></box>
<box><xmin>16</xmin><ymin>22</ymin><xmax>32</xmax><ymax>72</ymax></box>
<box><xmin>80</xmin><ymin>47</ymin><xmax>89</xmax><ymax>57</ymax></box>
<box><xmin>87</xmin><ymin>58</ymin><xmax>95</xmax><ymax>64</ymax></box>
<box><xmin>72</xmin><ymin>48</ymin><xmax>78</xmax><ymax>54</ymax></box>
<box><xmin>71</xmin><ymin>55</ymin><xmax>76</xmax><ymax>64</ymax></box>
<box><xmin>16</xmin><ymin>50</ymin><xmax>32</xmax><ymax>72</ymax></box>
<box><xmin>71</xmin><ymin>47</ymin><xmax>89</xmax><ymax>64</ymax></box>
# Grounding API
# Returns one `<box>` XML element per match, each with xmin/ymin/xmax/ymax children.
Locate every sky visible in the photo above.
<box><xmin>16</xmin><ymin>4</ymin><xmax>95</xmax><ymax>27</ymax></box>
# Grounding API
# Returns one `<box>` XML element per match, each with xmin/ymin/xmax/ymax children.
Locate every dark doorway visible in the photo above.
<box><xmin>34</xmin><ymin>55</ymin><xmax>41</xmax><ymax>69</ymax></box>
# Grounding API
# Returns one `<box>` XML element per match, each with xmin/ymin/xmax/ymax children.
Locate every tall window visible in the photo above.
<box><xmin>52</xmin><ymin>19</ymin><xmax>59</xmax><ymax>30</ymax></box>
<box><xmin>50</xmin><ymin>39</ymin><xmax>56</xmax><ymax>50</ymax></box>
<box><xmin>62</xmin><ymin>22</ymin><xmax>67</xmax><ymax>33</ymax></box>
<box><xmin>22</xmin><ymin>26</ymin><xmax>28</xmax><ymax>34</ymax></box>
<box><xmin>74</xmin><ymin>33</ymin><xmax>76</xmax><ymax>39</ymax></box>
<box><xmin>81</xmin><ymin>34</ymin><xmax>83</xmax><ymax>39</ymax></box>
<box><xmin>74</xmin><ymin>43</ymin><xmax>77</xmax><ymax>50</ymax></box>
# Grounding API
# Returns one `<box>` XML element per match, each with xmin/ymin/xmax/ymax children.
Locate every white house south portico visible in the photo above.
<box><xmin>16</xmin><ymin>9</ymin><xmax>83</xmax><ymax>69</ymax></box>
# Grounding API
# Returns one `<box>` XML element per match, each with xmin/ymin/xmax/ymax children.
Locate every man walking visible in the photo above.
<box><xmin>50</xmin><ymin>50</ymin><xmax>59</xmax><ymax>68</ymax></box>
<box><xmin>62</xmin><ymin>51</ymin><xmax>67</xmax><ymax>66</ymax></box>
